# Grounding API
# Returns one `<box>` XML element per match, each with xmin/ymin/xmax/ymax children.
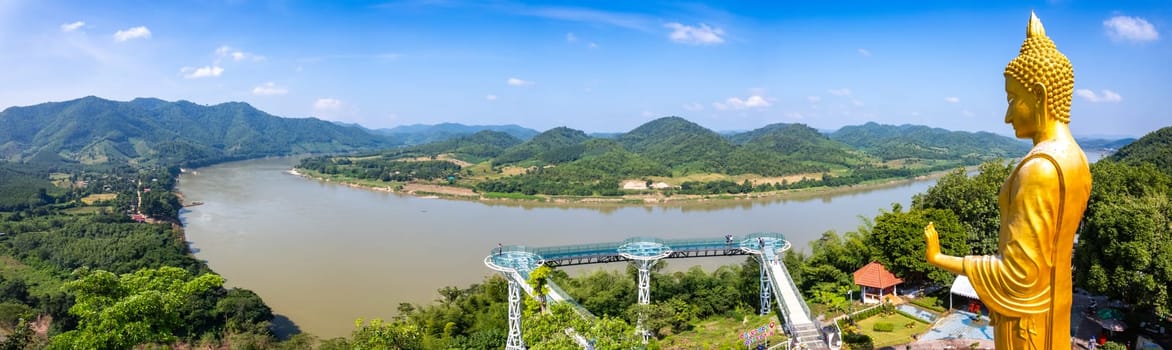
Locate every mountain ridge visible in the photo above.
<box><xmin>0</xmin><ymin>96</ymin><xmax>394</xmax><ymax>167</ymax></box>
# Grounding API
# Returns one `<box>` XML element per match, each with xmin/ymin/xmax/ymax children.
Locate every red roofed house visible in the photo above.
<box><xmin>853</xmin><ymin>262</ymin><xmax>903</xmax><ymax>304</ymax></box>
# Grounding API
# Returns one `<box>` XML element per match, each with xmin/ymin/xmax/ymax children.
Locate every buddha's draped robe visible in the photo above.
<box><xmin>962</xmin><ymin>140</ymin><xmax>1090</xmax><ymax>350</ymax></box>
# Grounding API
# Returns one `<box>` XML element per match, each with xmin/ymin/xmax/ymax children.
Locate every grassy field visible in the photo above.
<box><xmin>658</xmin><ymin>314</ymin><xmax>787</xmax><ymax>350</ymax></box>
<box><xmin>0</xmin><ymin>256</ymin><xmax>63</xmax><ymax>296</ymax></box>
<box><xmin>854</xmin><ymin>311</ymin><xmax>931</xmax><ymax>348</ymax></box>
<box><xmin>63</xmin><ymin>206</ymin><xmax>109</xmax><ymax>215</ymax></box>
<box><xmin>80</xmin><ymin>193</ymin><xmax>118</xmax><ymax>205</ymax></box>
<box><xmin>50</xmin><ymin>172</ymin><xmax>73</xmax><ymax>188</ymax></box>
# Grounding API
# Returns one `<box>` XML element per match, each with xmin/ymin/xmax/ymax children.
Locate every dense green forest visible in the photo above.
<box><xmin>0</xmin><ymin>96</ymin><xmax>395</xmax><ymax>167</ymax></box>
<box><xmin>0</xmin><ymin>164</ymin><xmax>279</xmax><ymax>349</ymax></box>
<box><xmin>299</xmin><ymin>117</ymin><xmax>1031</xmax><ymax>197</ymax></box>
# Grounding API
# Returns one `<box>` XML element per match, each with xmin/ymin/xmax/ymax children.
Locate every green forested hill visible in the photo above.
<box><xmin>0</xmin><ymin>96</ymin><xmax>394</xmax><ymax>167</ymax></box>
<box><xmin>381</xmin><ymin>130</ymin><xmax>524</xmax><ymax>163</ymax></box>
<box><xmin>1108</xmin><ymin>126</ymin><xmax>1172</xmax><ymax>175</ymax></box>
<box><xmin>829</xmin><ymin>122</ymin><xmax>1029</xmax><ymax>161</ymax></box>
<box><xmin>495</xmin><ymin>127</ymin><xmax>592</xmax><ymax>165</ymax></box>
<box><xmin>732</xmin><ymin>123</ymin><xmax>868</xmax><ymax>166</ymax></box>
<box><xmin>616</xmin><ymin>116</ymin><xmax>736</xmax><ymax>173</ymax></box>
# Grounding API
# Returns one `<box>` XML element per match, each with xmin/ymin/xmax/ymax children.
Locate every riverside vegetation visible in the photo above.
<box><xmin>1</xmin><ymin>96</ymin><xmax>1165</xmax><ymax>349</ymax></box>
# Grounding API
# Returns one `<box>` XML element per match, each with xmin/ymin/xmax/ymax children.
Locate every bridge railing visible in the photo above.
<box><xmin>547</xmin><ymin>280</ymin><xmax>596</xmax><ymax>320</ymax></box>
<box><xmin>772</xmin><ymin>257</ymin><xmax>818</xmax><ymax>327</ymax></box>
<box><xmin>620</xmin><ymin>236</ymin><xmax>668</xmax><ymax>245</ymax></box>
<box><xmin>743</xmin><ymin>232</ymin><xmax>788</xmax><ymax>242</ymax></box>
<box><xmin>533</xmin><ymin>242</ymin><xmax>622</xmax><ymax>260</ymax></box>
<box><xmin>662</xmin><ymin>237</ymin><xmax>733</xmax><ymax>251</ymax></box>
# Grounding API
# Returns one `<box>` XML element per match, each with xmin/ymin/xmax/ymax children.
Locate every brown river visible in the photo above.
<box><xmin>178</xmin><ymin>156</ymin><xmax>968</xmax><ymax>338</ymax></box>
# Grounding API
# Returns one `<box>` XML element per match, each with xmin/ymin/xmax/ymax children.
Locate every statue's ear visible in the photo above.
<box><xmin>1032</xmin><ymin>82</ymin><xmax>1049</xmax><ymax>122</ymax></box>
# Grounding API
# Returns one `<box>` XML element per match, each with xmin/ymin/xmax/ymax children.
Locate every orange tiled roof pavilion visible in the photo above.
<box><xmin>853</xmin><ymin>262</ymin><xmax>903</xmax><ymax>303</ymax></box>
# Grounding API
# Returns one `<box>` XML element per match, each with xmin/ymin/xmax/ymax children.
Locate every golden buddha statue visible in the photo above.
<box><xmin>923</xmin><ymin>11</ymin><xmax>1092</xmax><ymax>350</ymax></box>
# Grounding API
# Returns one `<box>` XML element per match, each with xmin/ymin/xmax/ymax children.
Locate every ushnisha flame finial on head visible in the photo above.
<box><xmin>1004</xmin><ymin>11</ymin><xmax>1074</xmax><ymax>124</ymax></box>
<box><xmin>1027</xmin><ymin>10</ymin><xmax>1046</xmax><ymax>38</ymax></box>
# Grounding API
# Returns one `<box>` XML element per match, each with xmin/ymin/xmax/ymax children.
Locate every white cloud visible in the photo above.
<box><xmin>1076</xmin><ymin>89</ymin><xmax>1122</xmax><ymax>103</ymax></box>
<box><xmin>857</xmin><ymin>48</ymin><xmax>871</xmax><ymax>57</ymax></box>
<box><xmin>962</xmin><ymin>110</ymin><xmax>975</xmax><ymax>117</ymax></box>
<box><xmin>314</xmin><ymin>98</ymin><xmax>343</xmax><ymax>111</ymax></box>
<box><xmin>252</xmin><ymin>82</ymin><xmax>287</xmax><ymax>96</ymax></box>
<box><xmin>807</xmin><ymin>96</ymin><xmax>821</xmax><ymax>103</ymax></box>
<box><xmin>682</xmin><ymin>102</ymin><xmax>704</xmax><ymax>111</ymax></box>
<box><xmin>1103</xmin><ymin>16</ymin><xmax>1159</xmax><ymax>43</ymax></box>
<box><xmin>507</xmin><ymin>77</ymin><xmax>534</xmax><ymax>87</ymax></box>
<box><xmin>784</xmin><ymin>112</ymin><xmax>804</xmax><ymax>120</ymax></box>
<box><xmin>828</xmin><ymin>88</ymin><xmax>852</xmax><ymax>96</ymax></box>
<box><xmin>180</xmin><ymin>66</ymin><xmax>224</xmax><ymax>79</ymax></box>
<box><xmin>664</xmin><ymin>22</ymin><xmax>725</xmax><ymax>45</ymax></box>
<box><xmin>486</xmin><ymin>94</ymin><xmax>498</xmax><ymax>101</ymax></box>
<box><xmin>945</xmin><ymin>97</ymin><xmax>960</xmax><ymax>103</ymax></box>
<box><xmin>713</xmin><ymin>95</ymin><xmax>771</xmax><ymax>110</ymax></box>
<box><xmin>588</xmin><ymin>42</ymin><xmax>598</xmax><ymax>49</ymax></box>
<box><xmin>520</xmin><ymin>6</ymin><xmax>649</xmax><ymax>30</ymax></box>
<box><xmin>566</xmin><ymin>32</ymin><xmax>577</xmax><ymax>42</ymax></box>
<box><xmin>851</xmin><ymin>99</ymin><xmax>865</xmax><ymax>106</ymax></box>
<box><xmin>113</xmin><ymin>26</ymin><xmax>151</xmax><ymax>42</ymax></box>
<box><xmin>60</xmin><ymin>21</ymin><xmax>85</xmax><ymax>32</ymax></box>
<box><xmin>216</xmin><ymin>46</ymin><xmax>265</xmax><ymax>62</ymax></box>
<box><xmin>641</xmin><ymin>111</ymin><xmax>655</xmax><ymax>117</ymax></box>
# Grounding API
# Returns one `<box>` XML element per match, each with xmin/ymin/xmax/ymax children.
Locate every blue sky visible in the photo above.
<box><xmin>0</xmin><ymin>1</ymin><xmax>1167</xmax><ymax>137</ymax></box>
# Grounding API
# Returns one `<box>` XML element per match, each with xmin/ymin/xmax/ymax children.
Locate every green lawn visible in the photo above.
<box><xmin>853</xmin><ymin>311</ymin><xmax>930</xmax><ymax>348</ymax></box>
<box><xmin>62</xmin><ymin>206</ymin><xmax>109</xmax><ymax>215</ymax></box>
<box><xmin>659</xmin><ymin>314</ymin><xmax>787</xmax><ymax>350</ymax></box>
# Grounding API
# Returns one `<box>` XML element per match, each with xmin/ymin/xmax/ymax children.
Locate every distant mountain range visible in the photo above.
<box><xmin>370</xmin><ymin>116</ymin><xmax>1031</xmax><ymax>178</ymax></box>
<box><xmin>0</xmin><ymin>96</ymin><xmax>1138</xmax><ymax>170</ymax></box>
<box><xmin>829</xmin><ymin>122</ymin><xmax>1030</xmax><ymax>161</ymax></box>
<box><xmin>374</xmin><ymin>123</ymin><xmax>539</xmax><ymax>145</ymax></box>
<box><xmin>0</xmin><ymin>96</ymin><xmax>394</xmax><ymax>167</ymax></box>
<box><xmin>1077</xmin><ymin>138</ymin><xmax>1135</xmax><ymax>151</ymax></box>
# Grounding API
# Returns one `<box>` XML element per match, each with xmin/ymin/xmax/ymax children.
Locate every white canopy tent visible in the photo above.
<box><xmin>950</xmin><ymin>275</ymin><xmax>980</xmax><ymax>310</ymax></box>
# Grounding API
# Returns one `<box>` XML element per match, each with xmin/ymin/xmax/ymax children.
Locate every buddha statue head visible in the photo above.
<box><xmin>1004</xmin><ymin>12</ymin><xmax>1074</xmax><ymax>139</ymax></box>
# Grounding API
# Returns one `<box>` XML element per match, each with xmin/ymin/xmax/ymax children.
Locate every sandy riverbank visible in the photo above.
<box><xmin>288</xmin><ymin>167</ymin><xmax>964</xmax><ymax>208</ymax></box>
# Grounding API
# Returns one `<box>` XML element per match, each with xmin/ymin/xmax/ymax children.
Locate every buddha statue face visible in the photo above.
<box><xmin>1004</xmin><ymin>77</ymin><xmax>1045</xmax><ymax>139</ymax></box>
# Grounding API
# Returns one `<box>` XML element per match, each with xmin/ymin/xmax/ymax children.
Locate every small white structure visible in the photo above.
<box><xmin>950</xmin><ymin>275</ymin><xmax>981</xmax><ymax>310</ymax></box>
<box><xmin>621</xmin><ymin>180</ymin><xmax>648</xmax><ymax>190</ymax></box>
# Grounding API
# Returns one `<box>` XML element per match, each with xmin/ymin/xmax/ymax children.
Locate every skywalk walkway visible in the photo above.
<box><xmin>484</xmin><ymin>234</ymin><xmax>838</xmax><ymax>350</ymax></box>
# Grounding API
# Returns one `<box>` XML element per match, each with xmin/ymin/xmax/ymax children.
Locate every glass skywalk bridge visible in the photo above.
<box><xmin>484</xmin><ymin>233</ymin><xmax>837</xmax><ymax>350</ymax></box>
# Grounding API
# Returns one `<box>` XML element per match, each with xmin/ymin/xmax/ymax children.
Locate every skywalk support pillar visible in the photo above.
<box><xmin>506</xmin><ymin>279</ymin><xmax>525</xmax><ymax>350</ymax></box>
<box><xmin>636</xmin><ymin>259</ymin><xmax>653</xmax><ymax>344</ymax></box>
<box><xmin>758</xmin><ymin>255</ymin><xmax>772</xmax><ymax>315</ymax></box>
<box><xmin>487</xmin><ymin>251</ymin><xmax>534</xmax><ymax>350</ymax></box>
<box><xmin>637</xmin><ymin>259</ymin><xmax>652</xmax><ymax>305</ymax></box>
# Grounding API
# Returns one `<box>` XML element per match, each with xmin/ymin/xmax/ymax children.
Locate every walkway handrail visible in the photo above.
<box><xmin>772</xmin><ymin>258</ymin><xmax>818</xmax><ymax>328</ymax></box>
<box><xmin>547</xmin><ymin>280</ymin><xmax>596</xmax><ymax>320</ymax></box>
<box><xmin>621</xmin><ymin>236</ymin><xmax>668</xmax><ymax>245</ymax></box>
